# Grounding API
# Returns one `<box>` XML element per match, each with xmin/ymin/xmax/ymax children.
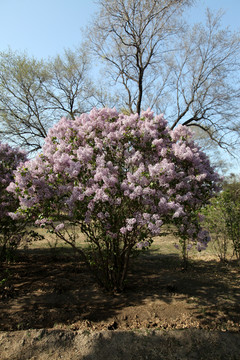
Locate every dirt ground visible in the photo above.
<box><xmin>0</xmin><ymin>243</ymin><xmax>240</xmax><ymax>359</ymax></box>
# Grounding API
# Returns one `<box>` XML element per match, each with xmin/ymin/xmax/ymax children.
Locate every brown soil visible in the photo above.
<box><xmin>0</xmin><ymin>247</ymin><xmax>240</xmax><ymax>359</ymax></box>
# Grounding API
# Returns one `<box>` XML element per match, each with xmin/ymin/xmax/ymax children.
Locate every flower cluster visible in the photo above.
<box><xmin>7</xmin><ymin>108</ymin><xmax>220</xmax><ymax>251</ymax></box>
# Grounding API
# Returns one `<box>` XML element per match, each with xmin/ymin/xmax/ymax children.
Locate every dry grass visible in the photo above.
<box><xmin>21</xmin><ymin>224</ymin><xmax>237</xmax><ymax>263</ymax></box>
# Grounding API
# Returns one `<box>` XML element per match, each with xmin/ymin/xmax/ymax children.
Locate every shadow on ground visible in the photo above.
<box><xmin>0</xmin><ymin>247</ymin><xmax>239</xmax><ymax>332</ymax></box>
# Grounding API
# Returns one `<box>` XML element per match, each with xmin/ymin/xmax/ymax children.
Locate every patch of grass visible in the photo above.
<box><xmin>18</xmin><ymin>224</ymin><xmax>238</xmax><ymax>264</ymax></box>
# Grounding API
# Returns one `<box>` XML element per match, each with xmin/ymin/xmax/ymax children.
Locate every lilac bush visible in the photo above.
<box><xmin>8</xmin><ymin>108</ymin><xmax>220</xmax><ymax>290</ymax></box>
<box><xmin>0</xmin><ymin>142</ymin><xmax>27</xmax><ymax>260</ymax></box>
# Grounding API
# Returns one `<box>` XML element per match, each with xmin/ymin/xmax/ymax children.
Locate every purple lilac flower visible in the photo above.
<box><xmin>7</xmin><ymin>107</ymin><xmax>220</xmax><ymax>255</ymax></box>
<box><xmin>55</xmin><ymin>223</ymin><xmax>65</xmax><ymax>232</ymax></box>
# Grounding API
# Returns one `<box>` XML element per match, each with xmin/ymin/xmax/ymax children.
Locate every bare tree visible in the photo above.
<box><xmin>0</xmin><ymin>50</ymin><xmax>50</xmax><ymax>151</ymax></box>
<box><xmin>45</xmin><ymin>48</ymin><xmax>95</xmax><ymax>119</ymax></box>
<box><xmin>0</xmin><ymin>48</ymin><xmax>94</xmax><ymax>152</ymax></box>
<box><xmin>88</xmin><ymin>0</ymin><xmax>193</xmax><ymax>114</ymax></box>
<box><xmin>88</xmin><ymin>1</ymin><xmax>240</xmax><ymax>151</ymax></box>
<box><xmin>164</xmin><ymin>10</ymin><xmax>240</xmax><ymax>150</ymax></box>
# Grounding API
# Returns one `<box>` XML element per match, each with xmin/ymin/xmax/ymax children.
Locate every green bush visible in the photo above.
<box><xmin>203</xmin><ymin>176</ymin><xmax>240</xmax><ymax>261</ymax></box>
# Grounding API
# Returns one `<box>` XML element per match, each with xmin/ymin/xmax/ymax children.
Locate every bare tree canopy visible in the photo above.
<box><xmin>89</xmin><ymin>0</ymin><xmax>240</xmax><ymax>150</ymax></box>
<box><xmin>88</xmin><ymin>0</ymin><xmax>194</xmax><ymax>114</ymax></box>
<box><xmin>0</xmin><ymin>51</ymin><xmax>49</xmax><ymax>151</ymax></box>
<box><xmin>45</xmin><ymin>48</ymin><xmax>95</xmax><ymax>119</ymax></box>
<box><xmin>166</xmin><ymin>10</ymin><xmax>240</xmax><ymax>151</ymax></box>
<box><xmin>0</xmin><ymin>48</ymin><xmax>94</xmax><ymax>152</ymax></box>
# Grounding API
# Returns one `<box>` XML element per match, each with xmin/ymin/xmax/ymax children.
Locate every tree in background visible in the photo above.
<box><xmin>8</xmin><ymin>108</ymin><xmax>220</xmax><ymax>291</ymax></box>
<box><xmin>89</xmin><ymin>0</ymin><xmax>193</xmax><ymax>115</ymax></box>
<box><xmin>0</xmin><ymin>48</ymin><xmax>94</xmax><ymax>153</ymax></box>
<box><xmin>0</xmin><ymin>51</ymin><xmax>49</xmax><ymax>151</ymax></box>
<box><xmin>44</xmin><ymin>48</ymin><xmax>95</xmax><ymax>119</ymax></box>
<box><xmin>220</xmin><ymin>177</ymin><xmax>240</xmax><ymax>260</ymax></box>
<box><xmin>89</xmin><ymin>0</ymin><xmax>240</xmax><ymax>152</ymax></box>
<box><xmin>165</xmin><ymin>10</ymin><xmax>240</xmax><ymax>151</ymax></box>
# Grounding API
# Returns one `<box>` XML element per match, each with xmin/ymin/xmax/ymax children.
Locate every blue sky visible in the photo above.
<box><xmin>0</xmin><ymin>0</ymin><xmax>98</xmax><ymax>59</ymax></box>
<box><xmin>186</xmin><ymin>0</ymin><xmax>240</xmax><ymax>30</ymax></box>
<box><xmin>0</xmin><ymin>0</ymin><xmax>239</xmax><ymax>59</ymax></box>
<box><xmin>0</xmin><ymin>0</ymin><xmax>239</xmax><ymax>174</ymax></box>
